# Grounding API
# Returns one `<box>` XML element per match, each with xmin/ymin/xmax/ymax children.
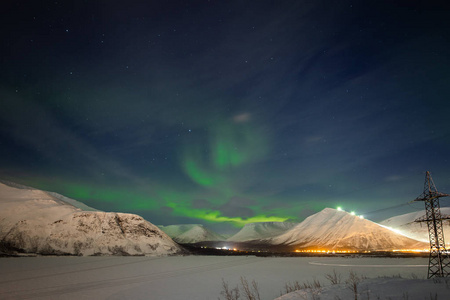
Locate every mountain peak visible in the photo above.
<box><xmin>228</xmin><ymin>221</ymin><xmax>298</xmax><ymax>242</ymax></box>
<box><xmin>319</xmin><ymin>207</ymin><xmax>354</xmax><ymax>215</ymax></box>
<box><xmin>270</xmin><ymin>207</ymin><xmax>427</xmax><ymax>251</ymax></box>
<box><xmin>159</xmin><ymin>224</ymin><xmax>224</xmax><ymax>243</ymax></box>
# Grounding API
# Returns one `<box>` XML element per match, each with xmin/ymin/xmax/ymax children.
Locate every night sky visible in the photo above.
<box><xmin>1</xmin><ymin>1</ymin><xmax>450</xmax><ymax>233</ymax></box>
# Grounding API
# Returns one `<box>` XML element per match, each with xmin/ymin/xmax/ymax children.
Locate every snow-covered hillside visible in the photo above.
<box><xmin>0</xmin><ymin>179</ymin><xmax>98</xmax><ymax>211</ymax></box>
<box><xmin>268</xmin><ymin>208</ymin><xmax>427</xmax><ymax>251</ymax></box>
<box><xmin>380</xmin><ymin>207</ymin><xmax>450</xmax><ymax>244</ymax></box>
<box><xmin>159</xmin><ymin>224</ymin><xmax>225</xmax><ymax>243</ymax></box>
<box><xmin>227</xmin><ymin>222</ymin><xmax>298</xmax><ymax>242</ymax></box>
<box><xmin>0</xmin><ymin>182</ymin><xmax>181</xmax><ymax>256</ymax></box>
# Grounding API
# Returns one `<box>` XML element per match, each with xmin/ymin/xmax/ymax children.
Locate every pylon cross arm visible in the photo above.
<box><xmin>415</xmin><ymin>215</ymin><xmax>450</xmax><ymax>223</ymax></box>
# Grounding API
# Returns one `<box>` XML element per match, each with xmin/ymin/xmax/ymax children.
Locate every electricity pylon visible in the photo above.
<box><xmin>414</xmin><ymin>171</ymin><xmax>450</xmax><ymax>278</ymax></box>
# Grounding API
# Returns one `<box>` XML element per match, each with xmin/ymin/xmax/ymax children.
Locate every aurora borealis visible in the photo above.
<box><xmin>1</xmin><ymin>1</ymin><xmax>450</xmax><ymax>233</ymax></box>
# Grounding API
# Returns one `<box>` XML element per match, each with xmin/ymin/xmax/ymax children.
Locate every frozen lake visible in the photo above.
<box><xmin>0</xmin><ymin>255</ymin><xmax>429</xmax><ymax>300</ymax></box>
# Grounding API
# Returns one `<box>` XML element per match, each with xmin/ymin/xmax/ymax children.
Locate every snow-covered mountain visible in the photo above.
<box><xmin>0</xmin><ymin>182</ymin><xmax>181</xmax><ymax>256</ymax></box>
<box><xmin>268</xmin><ymin>208</ymin><xmax>428</xmax><ymax>251</ymax></box>
<box><xmin>227</xmin><ymin>222</ymin><xmax>298</xmax><ymax>242</ymax></box>
<box><xmin>159</xmin><ymin>224</ymin><xmax>225</xmax><ymax>243</ymax></box>
<box><xmin>380</xmin><ymin>207</ymin><xmax>450</xmax><ymax>244</ymax></box>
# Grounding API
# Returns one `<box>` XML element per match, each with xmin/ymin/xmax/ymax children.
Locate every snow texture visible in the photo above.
<box><xmin>0</xmin><ymin>256</ymin><xmax>441</xmax><ymax>300</ymax></box>
<box><xmin>159</xmin><ymin>224</ymin><xmax>225</xmax><ymax>243</ymax></box>
<box><xmin>0</xmin><ymin>182</ymin><xmax>181</xmax><ymax>256</ymax></box>
<box><xmin>269</xmin><ymin>208</ymin><xmax>428</xmax><ymax>250</ymax></box>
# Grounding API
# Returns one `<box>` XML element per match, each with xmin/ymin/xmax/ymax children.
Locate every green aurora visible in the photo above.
<box><xmin>21</xmin><ymin>120</ymin><xmax>295</xmax><ymax>228</ymax></box>
<box><xmin>27</xmin><ymin>178</ymin><xmax>292</xmax><ymax>227</ymax></box>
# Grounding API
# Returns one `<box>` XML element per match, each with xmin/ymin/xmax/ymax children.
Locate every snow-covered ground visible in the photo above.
<box><xmin>276</xmin><ymin>277</ymin><xmax>450</xmax><ymax>300</ymax></box>
<box><xmin>1</xmin><ymin>256</ymin><xmax>446</xmax><ymax>300</ymax></box>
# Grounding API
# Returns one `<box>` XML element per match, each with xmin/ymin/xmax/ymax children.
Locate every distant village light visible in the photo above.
<box><xmin>337</xmin><ymin>207</ymin><xmax>342</xmax><ymax>211</ymax></box>
<box><xmin>350</xmin><ymin>211</ymin><xmax>356</xmax><ymax>215</ymax></box>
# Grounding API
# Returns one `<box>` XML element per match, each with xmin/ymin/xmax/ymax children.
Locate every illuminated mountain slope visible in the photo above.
<box><xmin>380</xmin><ymin>207</ymin><xmax>450</xmax><ymax>244</ymax></box>
<box><xmin>269</xmin><ymin>208</ymin><xmax>427</xmax><ymax>251</ymax></box>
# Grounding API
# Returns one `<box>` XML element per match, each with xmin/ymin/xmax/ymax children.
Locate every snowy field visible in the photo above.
<box><xmin>0</xmin><ymin>255</ymin><xmax>447</xmax><ymax>300</ymax></box>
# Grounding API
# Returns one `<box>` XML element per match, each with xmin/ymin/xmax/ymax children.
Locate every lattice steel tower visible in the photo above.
<box><xmin>414</xmin><ymin>171</ymin><xmax>450</xmax><ymax>278</ymax></box>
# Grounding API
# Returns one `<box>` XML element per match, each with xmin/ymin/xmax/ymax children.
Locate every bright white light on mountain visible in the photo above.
<box><xmin>350</xmin><ymin>211</ymin><xmax>356</xmax><ymax>215</ymax></box>
<box><xmin>380</xmin><ymin>225</ymin><xmax>405</xmax><ymax>236</ymax></box>
<box><xmin>359</xmin><ymin>215</ymin><xmax>364</xmax><ymax>219</ymax></box>
<box><xmin>337</xmin><ymin>207</ymin><xmax>342</xmax><ymax>211</ymax></box>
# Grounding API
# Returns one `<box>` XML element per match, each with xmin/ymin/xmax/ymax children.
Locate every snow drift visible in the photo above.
<box><xmin>0</xmin><ymin>182</ymin><xmax>181</xmax><ymax>256</ymax></box>
<box><xmin>275</xmin><ymin>277</ymin><xmax>450</xmax><ymax>300</ymax></box>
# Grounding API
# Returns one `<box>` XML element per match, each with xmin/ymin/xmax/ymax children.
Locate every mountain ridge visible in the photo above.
<box><xmin>227</xmin><ymin>221</ymin><xmax>298</xmax><ymax>242</ymax></box>
<box><xmin>0</xmin><ymin>182</ymin><xmax>181</xmax><ymax>256</ymax></box>
<box><xmin>159</xmin><ymin>224</ymin><xmax>225</xmax><ymax>243</ymax></box>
